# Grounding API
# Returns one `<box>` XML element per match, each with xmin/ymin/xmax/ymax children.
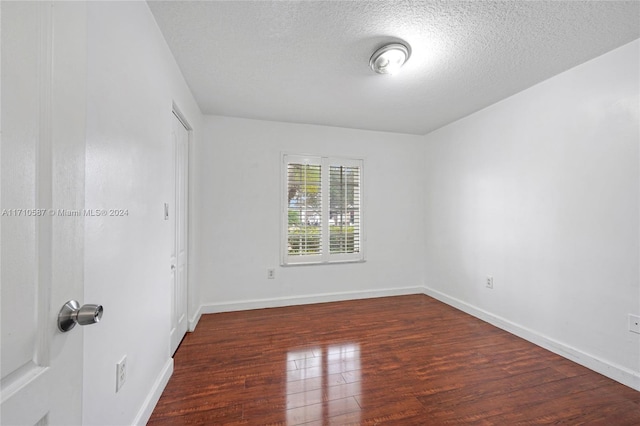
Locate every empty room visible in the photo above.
<box><xmin>1</xmin><ymin>0</ymin><xmax>639</xmax><ymax>425</ymax></box>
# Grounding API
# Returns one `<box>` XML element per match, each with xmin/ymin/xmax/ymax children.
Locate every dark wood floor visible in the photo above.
<box><xmin>148</xmin><ymin>294</ymin><xmax>640</xmax><ymax>425</ymax></box>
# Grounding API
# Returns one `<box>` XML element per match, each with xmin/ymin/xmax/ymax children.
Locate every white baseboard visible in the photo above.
<box><xmin>133</xmin><ymin>358</ymin><xmax>174</xmax><ymax>426</ymax></box>
<box><xmin>422</xmin><ymin>286</ymin><xmax>640</xmax><ymax>391</ymax></box>
<box><xmin>197</xmin><ymin>286</ymin><xmax>424</xmax><ymax>317</ymax></box>
<box><xmin>188</xmin><ymin>307</ymin><xmax>202</xmax><ymax>332</ymax></box>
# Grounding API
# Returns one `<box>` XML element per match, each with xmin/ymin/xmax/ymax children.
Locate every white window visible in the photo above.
<box><xmin>282</xmin><ymin>154</ymin><xmax>363</xmax><ymax>265</ymax></box>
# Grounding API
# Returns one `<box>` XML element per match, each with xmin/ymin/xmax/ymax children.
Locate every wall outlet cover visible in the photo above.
<box><xmin>486</xmin><ymin>276</ymin><xmax>494</xmax><ymax>289</ymax></box>
<box><xmin>629</xmin><ymin>314</ymin><xmax>640</xmax><ymax>334</ymax></box>
<box><xmin>116</xmin><ymin>356</ymin><xmax>127</xmax><ymax>392</ymax></box>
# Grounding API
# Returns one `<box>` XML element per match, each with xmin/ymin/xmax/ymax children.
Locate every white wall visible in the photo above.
<box><xmin>83</xmin><ymin>2</ymin><xmax>202</xmax><ymax>425</ymax></box>
<box><xmin>422</xmin><ymin>40</ymin><xmax>640</xmax><ymax>389</ymax></box>
<box><xmin>195</xmin><ymin>117</ymin><xmax>424</xmax><ymax>315</ymax></box>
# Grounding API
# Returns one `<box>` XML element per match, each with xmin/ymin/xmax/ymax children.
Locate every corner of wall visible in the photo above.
<box><xmin>188</xmin><ymin>305</ymin><xmax>202</xmax><ymax>332</ymax></box>
<box><xmin>422</xmin><ymin>286</ymin><xmax>640</xmax><ymax>391</ymax></box>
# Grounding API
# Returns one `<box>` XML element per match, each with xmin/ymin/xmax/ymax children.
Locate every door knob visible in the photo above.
<box><xmin>58</xmin><ymin>300</ymin><xmax>104</xmax><ymax>332</ymax></box>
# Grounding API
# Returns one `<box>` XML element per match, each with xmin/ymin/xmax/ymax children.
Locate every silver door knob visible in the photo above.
<box><xmin>58</xmin><ymin>300</ymin><xmax>104</xmax><ymax>332</ymax></box>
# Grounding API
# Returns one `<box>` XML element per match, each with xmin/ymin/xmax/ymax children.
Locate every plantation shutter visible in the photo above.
<box><xmin>329</xmin><ymin>165</ymin><xmax>360</xmax><ymax>255</ymax></box>
<box><xmin>283</xmin><ymin>155</ymin><xmax>363</xmax><ymax>265</ymax></box>
<box><xmin>286</xmin><ymin>158</ymin><xmax>322</xmax><ymax>261</ymax></box>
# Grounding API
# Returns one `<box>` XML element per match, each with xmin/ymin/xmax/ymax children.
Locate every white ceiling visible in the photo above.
<box><xmin>148</xmin><ymin>1</ymin><xmax>640</xmax><ymax>135</ymax></box>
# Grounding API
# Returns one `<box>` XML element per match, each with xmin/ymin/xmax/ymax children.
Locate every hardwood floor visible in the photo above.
<box><xmin>148</xmin><ymin>295</ymin><xmax>640</xmax><ymax>425</ymax></box>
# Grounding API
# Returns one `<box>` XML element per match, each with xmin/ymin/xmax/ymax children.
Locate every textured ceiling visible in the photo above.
<box><xmin>148</xmin><ymin>1</ymin><xmax>640</xmax><ymax>135</ymax></box>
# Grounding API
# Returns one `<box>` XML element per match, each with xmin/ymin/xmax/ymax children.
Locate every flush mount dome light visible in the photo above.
<box><xmin>369</xmin><ymin>42</ymin><xmax>411</xmax><ymax>75</ymax></box>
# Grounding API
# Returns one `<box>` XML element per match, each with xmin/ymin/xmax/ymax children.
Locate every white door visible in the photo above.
<box><xmin>1</xmin><ymin>2</ymin><xmax>88</xmax><ymax>425</ymax></box>
<box><xmin>169</xmin><ymin>112</ymin><xmax>189</xmax><ymax>355</ymax></box>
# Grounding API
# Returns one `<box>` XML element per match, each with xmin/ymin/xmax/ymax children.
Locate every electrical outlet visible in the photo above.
<box><xmin>486</xmin><ymin>276</ymin><xmax>494</xmax><ymax>289</ymax></box>
<box><xmin>116</xmin><ymin>356</ymin><xmax>127</xmax><ymax>392</ymax></box>
<box><xmin>629</xmin><ymin>314</ymin><xmax>640</xmax><ymax>334</ymax></box>
<box><xmin>267</xmin><ymin>268</ymin><xmax>275</xmax><ymax>279</ymax></box>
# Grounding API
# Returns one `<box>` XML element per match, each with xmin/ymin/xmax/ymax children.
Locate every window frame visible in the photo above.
<box><xmin>281</xmin><ymin>153</ymin><xmax>364</xmax><ymax>266</ymax></box>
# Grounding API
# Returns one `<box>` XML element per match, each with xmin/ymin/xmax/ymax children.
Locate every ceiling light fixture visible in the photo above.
<box><xmin>369</xmin><ymin>42</ymin><xmax>411</xmax><ymax>75</ymax></box>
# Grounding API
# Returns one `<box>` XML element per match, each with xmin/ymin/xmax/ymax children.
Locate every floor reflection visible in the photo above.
<box><xmin>286</xmin><ymin>343</ymin><xmax>361</xmax><ymax>424</ymax></box>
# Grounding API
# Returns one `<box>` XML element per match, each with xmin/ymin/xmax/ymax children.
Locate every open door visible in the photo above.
<box><xmin>1</xmin><ymin>2</ymin><xmax>89</xmax><ymax>424</ymax></box>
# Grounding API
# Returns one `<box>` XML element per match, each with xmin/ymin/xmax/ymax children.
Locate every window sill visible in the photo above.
<box><xmin>281</xmin><ymin>259</ymin><xmax>366</xmax><ymax>267</ymax></box>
